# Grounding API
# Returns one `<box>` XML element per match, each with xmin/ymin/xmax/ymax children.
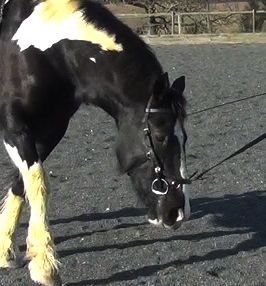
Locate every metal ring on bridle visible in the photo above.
<box><xmin>151</xmin><ymin>178</ymin><xmax>169</xmax><ymax>195</ymax></box>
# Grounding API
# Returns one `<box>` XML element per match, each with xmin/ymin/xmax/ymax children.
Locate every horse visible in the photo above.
<box><xmin>0</xmin><ymin>0</ymin><xmax>190</xmax><ymax>285</ymax></box>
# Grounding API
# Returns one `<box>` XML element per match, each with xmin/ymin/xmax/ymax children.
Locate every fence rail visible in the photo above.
<box><xmin>116</xmin><ymin>10</ymin><xmax>266</xmax><ymax>35</ymax></box>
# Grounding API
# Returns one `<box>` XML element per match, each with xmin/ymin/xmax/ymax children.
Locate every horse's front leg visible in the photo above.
<box><xmin>3</xmin><ymin>125</ymin><xmax>61</xmax><ymax>286</ymax></box>
<box><xmin>22</xmin><ymin>162</ymin><xmax>60</xmax><ymax>286</ymax></box>
<box><xmin>0</xmin><ymin>175</ymin><xmax>24</xmax><ymax>268</ymax></box>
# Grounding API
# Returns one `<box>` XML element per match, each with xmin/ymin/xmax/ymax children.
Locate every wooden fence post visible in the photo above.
<box><xmin>171</xmin><ymin>11</ymin><xmax>175</xmax><ymax>35</ymax></box>
<box><xmin>206</xmin><ymin>1</ymin><xmax>212</xmax><ymax>33</ymax></box>
<box><xmin>178</xmin><ymin>13</ymin><xmax>182</xmax><ymax>35</ymax></box>
<box><xmin>116</xmin><ymin>10</ymin><xmax>264</xmax><ymax>36</ymax></box>
<box><xmin>252</xmin><ymin>9</ymin><xmax>256</xmax><ymax>33</ymax></box>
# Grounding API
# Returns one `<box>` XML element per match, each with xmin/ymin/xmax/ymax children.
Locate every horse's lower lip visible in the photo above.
<box><xmin>149</xmin><ymin>218</ymin><xmax>183</xmax><ymax>229</ymax></box>
<box><xmin>162</xmin><ymin>209</ymin><xmax>184</xmax><ymax>229</ymax></box>
<box><xmin>163</xmin><ymin>221</ymin><xmax>182</xmax><ymax>230</ymax></box>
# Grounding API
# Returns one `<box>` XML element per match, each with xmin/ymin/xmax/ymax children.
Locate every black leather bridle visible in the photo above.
<box><xmin>0</xmin><ymin>0</ymin><xmax>5</xmax><ymax>24</ymax></box>
<box><xmin>143</xmin><ymin>92</ymin><xmax>266</xmax><ymax>193</ymax></box>
<box><xmin>143</xmin><ymin>94</ymin><xmax>190</xmax><ymax>196</ymax></box>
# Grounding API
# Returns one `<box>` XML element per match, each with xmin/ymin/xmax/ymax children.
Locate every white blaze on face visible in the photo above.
<box><xmin>174</xmin><ymin>120</ymin><xmax>191</xmax><ymax>220</ymax></box>
<box><xmin>12</xmin><ymin>0</ymin><xmax>123</xmax><ymax>52</ymax></box>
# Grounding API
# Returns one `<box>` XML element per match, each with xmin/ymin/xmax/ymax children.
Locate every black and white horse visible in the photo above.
<box><xmin>0</xmin><ymin>0</ymin><xmax>190</xmax><ymax>285</ymax></box>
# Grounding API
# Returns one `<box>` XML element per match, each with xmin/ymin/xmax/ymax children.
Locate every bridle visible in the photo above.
<box><xmin>142</xmin><ymin>94</ymin><xmax>189</xmax><ymax>196</ymax></box>
<box><xmin>0</xmin><ymin>0</ymin><xmax>5</xmax><ymax>24</ymax></box>
<box><xmin>142</xmin><ymin>90</ymin><xmax>266</xmax><ymax>194</ymax></box>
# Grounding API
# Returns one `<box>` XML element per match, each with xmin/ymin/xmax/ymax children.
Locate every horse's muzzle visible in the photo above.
<box><xmin>148</xmin><ymin>184</ymin><xmax>186</xmax><ymax>229</ymax></box>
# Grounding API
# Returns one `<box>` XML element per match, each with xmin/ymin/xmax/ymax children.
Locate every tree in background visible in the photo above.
<box><xmin>240</xmin><ymin>0</ymin><xmax>266</xmax><ymax>31</ymax></box>
<box><xmin>123</xmin><ymin>0</ymin><xmax>208</xmax><ymax>34</ymax></box>
<box><xmin>103</xmin><ymin>0</ymin><xmax>266</xmax><ymax>33</ymax></box>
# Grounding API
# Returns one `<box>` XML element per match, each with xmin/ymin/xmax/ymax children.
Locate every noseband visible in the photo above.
<box><xmin>143</xmin><ymin>95</ymin><xmax>187</xmax><ymax>196</ymax></box>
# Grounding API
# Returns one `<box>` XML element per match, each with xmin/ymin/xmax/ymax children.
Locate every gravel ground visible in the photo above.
<box><xmin>0</xmin><ymin>43</ymin><xmax>265</xmax><ymax>286</ymax></box>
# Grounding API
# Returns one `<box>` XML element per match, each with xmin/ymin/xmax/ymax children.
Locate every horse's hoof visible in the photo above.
<box><xmin>31</xmin><ymin>275</ymin><xmax>62</xmax><ymax>286</ymax></box>
<box><xmin>0</xmin><ymin>255</ymin><xmax>26</xmax><ymax>269</ymax></box>
<box><xmin>29</xmin><ymin>266</ymin><xmax>62</xmax><ymax>286</ymax></box>
<box><xmin>53</xmin><ymin>273</ymin><xmax>63</xmax><ymax>286</ymax></box>
<box><xmin>8</xmin><ymin>257</ymin><xmax>26</xmax><ymax>269</ymax></box>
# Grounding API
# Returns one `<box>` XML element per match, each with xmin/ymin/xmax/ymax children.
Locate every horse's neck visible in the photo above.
<box><xmin>1</xmin><ymin>0</ymin><xmax>33</xmax><ymax>39</ymax></box>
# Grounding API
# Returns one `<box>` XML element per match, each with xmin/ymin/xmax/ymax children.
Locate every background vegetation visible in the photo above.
<box><xmin>101</xmin><ymin>1</ymin><xmax>266</xmax><ymax>35</ymax></box>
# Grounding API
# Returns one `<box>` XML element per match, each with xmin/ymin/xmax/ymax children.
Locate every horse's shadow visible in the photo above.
<box><xmin>19</xmin><ymin>207</ymin><xmax>148</xmax><ymax>228</ymax></box>
<box><xmin>53</xmin><ymin>189</ymin><xmax>266</xmax><ymax>285</ymax></box>
<box><xmin>49</xmin><ymin>190</ymin><xmax>266</xmax><ymax>248</ymax></box>
<box><xmin>17</xmin><ymin>189</ymin><xmax>266</xmax><ymax>285</ymax></box>
<box><xmin>189</xmin><ymin>190</ymin><xmax>266</xmax><ymax>260</ymax></box>
<box><xmin>192</xmin><ymin>189</ymin><xmax>266</xmax><ymax>232</ymax></box>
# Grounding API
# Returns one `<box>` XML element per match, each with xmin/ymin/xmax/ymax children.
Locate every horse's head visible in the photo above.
<box><xmin>116</xmin><ymin>73</ymin><xmax>189</xmax><ymax>229</ymax></box>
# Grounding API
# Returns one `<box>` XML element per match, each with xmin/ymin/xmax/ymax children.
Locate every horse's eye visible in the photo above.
<box><xmin>155</xmin><ymin>134</ymin><xmax>166</xmax><ymax>142</ymax></box>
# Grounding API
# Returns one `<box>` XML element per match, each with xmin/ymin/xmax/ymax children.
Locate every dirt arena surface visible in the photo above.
<box><xmin>0</xmin><ymin>43</ymin><xmax>265</xmax><ymax>286</ymax></box>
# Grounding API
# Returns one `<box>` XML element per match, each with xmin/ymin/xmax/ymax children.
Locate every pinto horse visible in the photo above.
<box><xmin>0</xmin><ymin>0</ymin><xmax>190</xmax><ymax>285</ymax></box>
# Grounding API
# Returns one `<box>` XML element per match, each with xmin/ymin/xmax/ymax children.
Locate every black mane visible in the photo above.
<box><xmin>80</xmin><ymin>0</ymin><xmax>146</xmax><ymax>50</ymax></box>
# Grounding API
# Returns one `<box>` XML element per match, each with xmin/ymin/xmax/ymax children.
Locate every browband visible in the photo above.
<box><xmin>145</xmin><ymin>108</ymin><xmax>172</xmax><ymax>113</ymax></box>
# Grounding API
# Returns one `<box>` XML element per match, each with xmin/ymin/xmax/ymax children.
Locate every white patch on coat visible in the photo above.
<box><xmin>174</xmin><ymin>120</ymin><xmax>191</xmax><ymax>220</ymax></box>
<box><xmin>89</xmin><ymin>57</ymin><xmax>96</xmax><ymax>63</ymax></box>
<box><xmin>4</xmin><ymin>0</ymin><xmax>10</xmax><ymax>5</ymax></box>
<box><xmin>12</xmin><ymin>1</ymin><xmax>123</xmax><ymax>52</ymax></box>
<box><xmin>4</xmin><ymin>142</ymin><xmax>28</xmax><ymax>171</ymax></box>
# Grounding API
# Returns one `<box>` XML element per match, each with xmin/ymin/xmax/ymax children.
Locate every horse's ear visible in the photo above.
<box><xmin>153</xmin><ymin>72</ymin><xmax>170</xmax><ymax>99</ymax></box>
<box><xmin>171</xmin><ymin>76</ymin><xmax>185</xmax><ymax>93</ymax></box>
